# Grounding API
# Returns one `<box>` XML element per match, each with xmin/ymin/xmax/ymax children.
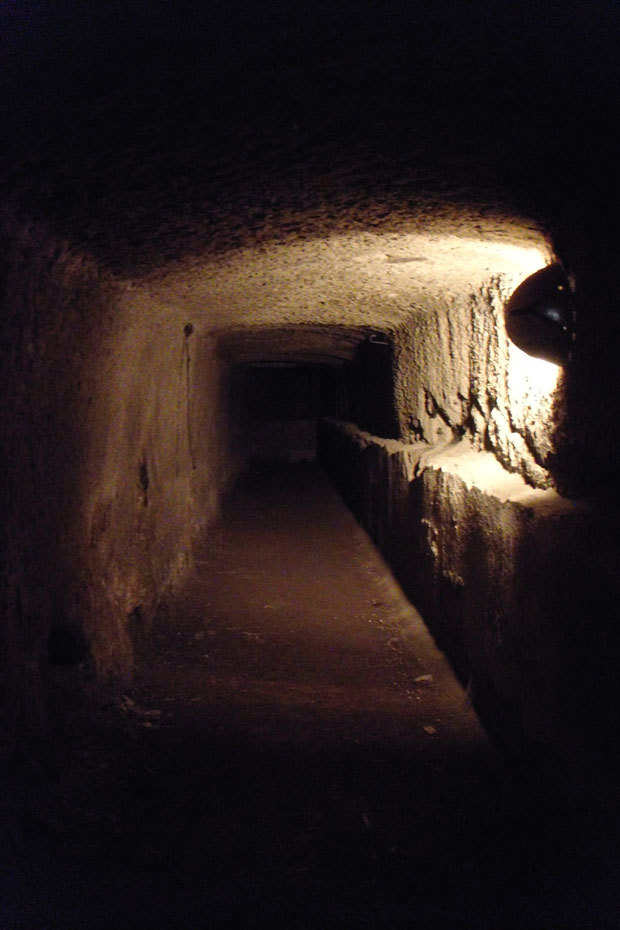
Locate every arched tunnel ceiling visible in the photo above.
<box><xmin>2</xmin><ymin>0</ymin><xmax>619</xmax><ymax>333</ymax></box>
<box><xmin>135</xmin><ymin>216</ymin><xmax>549</xmax><ymax>344</ymax></box>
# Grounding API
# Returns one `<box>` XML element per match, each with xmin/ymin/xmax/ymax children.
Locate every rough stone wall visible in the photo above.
<box><xmin>318</xmin><ymin>420</ymin><xmax>620</xmax><ymax>801</ymax></box>
<box><xmin>0</xmin><ymin>215</ymin><xmax>241</xmax><ymax>743</ymax></box>
<box><xmin>77</xmin><ymin>303</ymin><xmax>242</xmax><ymax>685</ymax></box>
<box><xmin>393</xmin><ymin>277</ymin><xmax>559</xmax><ymax>489</ymax></box>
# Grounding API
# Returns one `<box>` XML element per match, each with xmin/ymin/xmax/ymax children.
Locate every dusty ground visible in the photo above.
<box><xmin>1</xmin><ymin>464</ymin><xmax>619</xmax><ymax>928</ymax></box>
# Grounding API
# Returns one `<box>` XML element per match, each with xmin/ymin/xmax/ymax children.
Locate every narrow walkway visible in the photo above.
<box><xmin>123</xmin><ymin>463</ymin><xmax>598</xmax><ymax>929</ymax></box>
<box><xmin>140</xmin><ymin>461</ymin><xmax>487</xmax><ymax>751</ymax></box>
<box><xmin>3</xmin><ymin>464</ymin><xmax>613</xmax><ymax>929</ymax></box>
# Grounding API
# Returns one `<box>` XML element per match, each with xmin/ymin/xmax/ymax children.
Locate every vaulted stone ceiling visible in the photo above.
<box><xmin>2</xmin><ymin>0</ymin><xmax>618</xmax><ymax>318</ymax></box>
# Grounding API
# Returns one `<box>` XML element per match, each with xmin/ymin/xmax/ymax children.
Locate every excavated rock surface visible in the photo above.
<box><xmin>2</xmin><ymin>0</ymin><xmax>617</xmax><ymax>278</ymax></box>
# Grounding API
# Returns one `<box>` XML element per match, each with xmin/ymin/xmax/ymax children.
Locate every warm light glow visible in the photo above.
<box><xmin>507</xmin><ymin>342</ymin><xmax>560</xmax><ymax>398</ymax></box>
<box><xmin>140</xmin><ymin>223</ymin><xmax>552</xmax><ymax>331</ymax></box>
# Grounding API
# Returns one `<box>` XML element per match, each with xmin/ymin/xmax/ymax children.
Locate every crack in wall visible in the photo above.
<box><xmin>176</xmin><ymin>323</ymin><xmax>197</xmax><ymax>475</ymax></box>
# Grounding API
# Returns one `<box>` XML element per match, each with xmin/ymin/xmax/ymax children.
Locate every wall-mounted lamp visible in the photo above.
<box><xmin>504</xmin><ymin>263</ymin><xmax>575</xmax><ymax>366</ymax></box>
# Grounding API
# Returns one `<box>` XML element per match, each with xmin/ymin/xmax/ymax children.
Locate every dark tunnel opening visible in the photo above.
<box><xmin>241</xmin><ymin>335</ymin><xmax>398</xmax><ymax>465</ymax></box>
<box><xmin>346</xmin><ymin>335</ymin><xmax>399</xmax><ymax>440</ymax></box>
<box><xmin>243</xmin><ymin>362</ymin><xmax>347</xmax><ymax>463</ymax></box>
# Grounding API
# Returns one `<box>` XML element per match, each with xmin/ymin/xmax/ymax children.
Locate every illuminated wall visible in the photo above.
<box><xmin>318</xmin><ymin>269</ymin><xmax>620</xmax><ymax>798</ymax></box>
<box><xmin>393</xmin><ymin>273</ymin><xmax>560</xmax><ymax>489</ymax></box>
<box><xmin>320</xmin><ymin>411</ymin><xmax>618</xmax><ymax>798</ymax></box>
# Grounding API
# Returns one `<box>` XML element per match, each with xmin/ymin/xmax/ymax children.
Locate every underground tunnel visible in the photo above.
<box><xmin>2</xmin><ymin>1</ymin><xmax>620</xmax><ymax>927</ymax></box>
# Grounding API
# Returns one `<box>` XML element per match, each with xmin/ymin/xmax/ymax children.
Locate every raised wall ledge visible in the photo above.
<box><xmin>319</xmin><ymin>417</ymin><xmax>618</xmax><ymax>802</ymax></box>
<box><xmin>322</xmin><ymin>418</ymin><xmax>578</xmax><ymax>515</ymax></box>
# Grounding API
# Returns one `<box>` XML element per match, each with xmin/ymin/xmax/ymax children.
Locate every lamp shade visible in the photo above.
<box><xmin>505</xmin><ymin>263</ymin><xmax>574</xmax><ymax>366</ymax></box>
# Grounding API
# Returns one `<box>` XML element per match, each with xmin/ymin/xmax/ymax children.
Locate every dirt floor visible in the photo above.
<box><xmin>2</xmin><ymin>463</ymin><xmax>619</xmax><ymax>929</ymax></box>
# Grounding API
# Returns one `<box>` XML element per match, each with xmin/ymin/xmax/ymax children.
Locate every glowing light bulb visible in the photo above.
<box><xmin>508</xmin><ymin>343</ymin><xmax>560</xmax><ymax>398</ymax></box>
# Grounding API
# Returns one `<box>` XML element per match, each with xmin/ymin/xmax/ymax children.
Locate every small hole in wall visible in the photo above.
<box><xmin>128</xmin><ymin>605</ymin><xmax>142</xmax><ymax>625</ymax></box>
<box><xmin>410</xmin><ymin>417</ymin><xmax>425</xmax><ymax>442</ymax></box>
<box><xmin>48</xmin><ymin>624</ymin><xmax>91</xmax><ymax>666</ymax></box>
<box><xmin>138</xmin><ymin>458</ymin><xmax>149</xmax><ymax>507</ymax></box>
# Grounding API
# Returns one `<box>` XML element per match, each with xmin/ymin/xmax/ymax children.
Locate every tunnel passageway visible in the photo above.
<box><xmin>136</xmin><ymin>460</ymin><xmax>485</xmax><ymax>748</ymax></box>
<box><xmin>2</xmin><ymin>2</ymin><xmax>620</xmax><ymax>926</ymax></box>
<box><xmin>5</xmin><ymin>463</ymin><xmax>616</xmax><ymax>930</ymax></box>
